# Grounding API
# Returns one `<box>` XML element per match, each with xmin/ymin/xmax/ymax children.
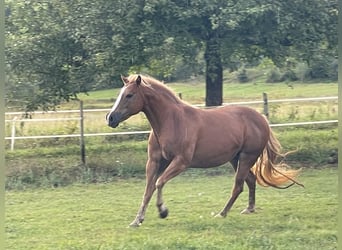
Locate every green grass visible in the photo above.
<box><xmin>5</xmin><ymin>167</ymin><xmax>337</xmax><ymax>249</ymax></box>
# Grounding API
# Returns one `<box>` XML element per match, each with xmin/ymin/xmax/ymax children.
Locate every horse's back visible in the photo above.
<box><xmin>200</xmin><ymin>105</ymin><xmax>269</xmax><ymax>132</ymax></box>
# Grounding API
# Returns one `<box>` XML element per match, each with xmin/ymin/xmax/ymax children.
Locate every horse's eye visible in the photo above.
<box><xmin>126</xmin><ymin>93</ymin><xmax>134</xmax><ymax>98</ymax></box>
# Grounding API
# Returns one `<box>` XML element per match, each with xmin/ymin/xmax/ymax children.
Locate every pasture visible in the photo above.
<box><xmin>5</xmin><ymin>80</ymin><xmax>338</xmax><ymax>249</ymax></box>
<box><xmin>5</xmin><ymin>167</ymin><xmax>337</xmax><ymax>249</ymax></box>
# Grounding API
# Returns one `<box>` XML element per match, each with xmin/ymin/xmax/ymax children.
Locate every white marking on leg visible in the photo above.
<box><xmin>159</xmin><ymin>204</ymin><xmax>167</xmax><ymax>212</ymax></box>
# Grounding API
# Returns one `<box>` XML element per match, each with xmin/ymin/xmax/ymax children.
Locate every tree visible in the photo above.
<box><xmin>5</xmin><ymin>0</ymin><xmax>95</xmax><ymax>112</ymax></box>
<box><xmin>5</xmin><ymin>0</ymin><xmax>337</xmax><ymax>111</ymax></box>
<box><xmin>137</xmin><ymin>1</ymin><xmax>264</xmax><ymax>105</ymax></box>
<box><xmin>141</xmin><ymin>0</ymin><xmax>337</xmax><ymax>105</ymax></box>
<box><xmin>275</xmin><ymin>0</ymin><xmax>338</xmax><ymax>80</ymax></box>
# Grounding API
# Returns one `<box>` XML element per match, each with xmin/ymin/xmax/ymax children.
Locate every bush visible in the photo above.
<box><xmin>266</xmin><ymin>67</ymin><xmax>282</xmax><ymax>83</ymax></box>
<box><xmin>293</xmin><ymin>62</ymin><xmax>309</xmax><ymax>82</ymax></box>
<box><xmin>280</xmin><ymin>70</ymin><xmax>298</xmax><ymax>82</ymax></box>
<box><xmin>262</xmin><ymin>56</ymin><xmax>338</xmax><ymax>83</ymax></box>
<box><xmin>305</xmin><ymin>55</ymin><xmax>337</xmax><ymax>81</ymax></box>
<box><xmin>237</xmin><ymin>68</ymin><xmax>249</xmax><ymax>83</ymax></box>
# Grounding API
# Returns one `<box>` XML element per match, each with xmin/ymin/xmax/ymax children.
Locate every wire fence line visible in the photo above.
<box><xmin>5</xmin><ymin>95</ymin><xmax>338</xmax><ymax>151</ymax></box>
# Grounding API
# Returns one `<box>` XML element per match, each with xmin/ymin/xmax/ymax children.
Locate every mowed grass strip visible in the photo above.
<box><xmin>6</xmin><ymin>168</ymin><xmax>337</xmax><ymax>250</ymax></box>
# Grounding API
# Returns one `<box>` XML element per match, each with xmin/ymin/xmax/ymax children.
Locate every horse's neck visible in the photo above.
<box><xmin>142</xmin><ymin>91</ymin><xmax>181</xmax><ymax>137</ymax></box>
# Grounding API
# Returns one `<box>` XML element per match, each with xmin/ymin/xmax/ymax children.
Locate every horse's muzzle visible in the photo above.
<box><xmin>106</xmin><ymin>112</ymin><xmax>121</xmax><ymax>128</ymax></box>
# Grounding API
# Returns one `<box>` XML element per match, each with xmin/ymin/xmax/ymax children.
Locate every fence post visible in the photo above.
<box><xmin>10</xmin><ymin>116</ymin><xmax>18</xmax><ymax>151</ymax></box>
<box><xmin>79</xmin><ymin>101</ymin><xmax>86</xmax><ymax>165</ymax></box>
<box><xmin>263</xmin><ymin>92</ymin><xmax>269</xmax><ymax>120</ymax></box>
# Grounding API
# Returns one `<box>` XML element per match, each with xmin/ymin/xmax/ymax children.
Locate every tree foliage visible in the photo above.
<box><xmin>5</xmin><ymin>0</ymin><xmax>337</xmax><ymax>111</ymax></box>
<box><xmin>6</xmin><ymin>0</ymin><xmax>95</xmax><ymax>111</ymax></box>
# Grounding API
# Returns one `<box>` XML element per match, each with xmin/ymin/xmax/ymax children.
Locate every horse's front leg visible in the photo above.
<box><xmin>155</xmin><ymin>156</ymin><xmax>188</xmax><ymax>219</ymax></box>
<box><xmin>129</xmin><ymin>158</ymin><xmax>158</xmax><ymax>227</ymax></box>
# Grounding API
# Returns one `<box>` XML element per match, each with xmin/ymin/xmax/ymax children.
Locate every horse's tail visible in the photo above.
<box><xmin>252</xmin><ymin>129</ymin><xmax>304</xmax><ymax>189</ymax></box>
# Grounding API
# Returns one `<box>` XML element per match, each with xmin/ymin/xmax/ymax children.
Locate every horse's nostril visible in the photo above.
<box><xmin>106</xmin><ymin>113</ymin><xmax>114</xmax><ymax>122</ymax></box>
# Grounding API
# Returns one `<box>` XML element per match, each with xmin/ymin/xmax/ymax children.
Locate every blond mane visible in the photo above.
<box><xmin>127</xmin><ymin>74</ymin><xmax>183</xmax><ymax>104</ymax></box>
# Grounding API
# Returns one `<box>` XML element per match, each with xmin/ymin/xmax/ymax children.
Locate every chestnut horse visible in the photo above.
<box><xmin>106</xmin><ymin>74</ymin><xmax>303</xmax><ymax>227</ymax></box>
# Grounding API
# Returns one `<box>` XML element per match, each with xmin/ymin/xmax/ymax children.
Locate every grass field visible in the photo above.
<box><xmin>5</xmin><ymin>79</ymin><xmax>338</xmax><ymax>248</ymax></box>
<box><xmin>5</xmin><ymin>167</ymin><xmax>337</xmax><ymax>250</ymax></box>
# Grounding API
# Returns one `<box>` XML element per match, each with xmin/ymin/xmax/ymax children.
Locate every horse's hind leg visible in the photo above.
<box><xmin>241</xmin><ymin>171</ymin><xmax>256</xmax><ymax>214</ymax></box>
<box><xmin>216</xmin><ymin>153</ymin><xmax>258</xmax><ymax>218</ymax></box>
<box><xmin>230</xmin><ymin>154</ymin><xmax>257</xmax><ymax>214</ymax></box>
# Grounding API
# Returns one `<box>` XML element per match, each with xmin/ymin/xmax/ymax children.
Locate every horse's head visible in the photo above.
<box><xmin>106</xmin><ymin>75</ymin><xmax>144</xmax><ymax>128</ymax></box>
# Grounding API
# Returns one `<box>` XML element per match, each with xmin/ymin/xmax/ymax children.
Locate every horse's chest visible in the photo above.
<box><xmin>160</xmin><ymin>142</ymin><xmax>178</xmax><ymax>160</ymax></box>
<box><xmin>159</xmin><ymin>137</ymin><xmax>193</xmax><ymax>162</ymax></box>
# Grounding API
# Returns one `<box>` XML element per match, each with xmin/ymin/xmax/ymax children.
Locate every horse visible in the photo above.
<box><xmin>106</xmin><ymin>74</ymin><xmax>303</xmax><ymax>227</ymax></box>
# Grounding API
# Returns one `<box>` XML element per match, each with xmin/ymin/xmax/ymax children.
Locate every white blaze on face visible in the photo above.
<box><xmin>109</xmin><ymin>86</ymin><xmax>127</xmax><ymax>116</ymax></box>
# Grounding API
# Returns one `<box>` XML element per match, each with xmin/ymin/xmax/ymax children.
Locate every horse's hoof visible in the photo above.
<box><xmin>241</xmin><ymin>208</ymin><xmax>255</xmax><ymax>214</ymax></box>
<box><xmin>214</xmin><ymin>213</ymin><xmax>225</xmax><ymax>218</ymax></box>
<box><xmin>129</xmin><ymin>221</ymin><xmax>141</xmax><ymax>227</ymax></box>
<box><xmin>159</xmin><ymin>208</ymin><xmax>169</xmax><ymax>219</ymax></box>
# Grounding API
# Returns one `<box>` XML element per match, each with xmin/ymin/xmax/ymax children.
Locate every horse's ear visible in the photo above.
<box><xmin>136</xmin><ymin>75</ymin><xmax>141</xmax><ymax>85</ymax></box>
<box><xmin>121</xmin><ymin>75</ymin><xmax>129</xmax><ymax>85</ymax></box>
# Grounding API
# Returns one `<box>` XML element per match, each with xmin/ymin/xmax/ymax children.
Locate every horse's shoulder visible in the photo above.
<box><xmin>180</xmin><ymin>104</ymin><xmax>201</xmax><ymax>118</ymax></box>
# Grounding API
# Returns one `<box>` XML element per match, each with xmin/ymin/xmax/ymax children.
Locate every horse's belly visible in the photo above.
<box><xmin>189</xmin><ymin>143</ymin><xmax>239</xmax><ymax>168</ymax></box>
<box><xmin>189</xmin><ymin>157</ymin><xmax>231</xmax><ymax>168</ymax></box>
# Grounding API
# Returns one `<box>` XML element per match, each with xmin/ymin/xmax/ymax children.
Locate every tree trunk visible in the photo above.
<box><xmin>204</xmin><ymin>33</ymin><xmax>223</xmax><ymax>107</ymax></box>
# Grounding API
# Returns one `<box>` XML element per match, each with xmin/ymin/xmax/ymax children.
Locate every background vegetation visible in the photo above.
<box><xmin>5</xmin><ymin>0</ymin><xmax>338</xmax><ymax>110</ymax></box>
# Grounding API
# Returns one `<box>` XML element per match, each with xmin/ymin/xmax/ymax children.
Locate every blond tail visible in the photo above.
<box><xmin>252</xmin><ymin>129</ymin><xmax>304</xmax><ymax>189</ymax></box>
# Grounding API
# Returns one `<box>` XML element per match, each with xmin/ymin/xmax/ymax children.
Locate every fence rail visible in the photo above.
<box><xmin>5</xmin><ymin>95</ymin><xmax>338</xmax><ymax>153</ymax></box>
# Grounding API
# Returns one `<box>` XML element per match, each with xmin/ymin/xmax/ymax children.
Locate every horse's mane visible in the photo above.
<box><xmin>126</xmin><ymin>74</ymin><xmax>183</xmax><ymax>104</ymax></box>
